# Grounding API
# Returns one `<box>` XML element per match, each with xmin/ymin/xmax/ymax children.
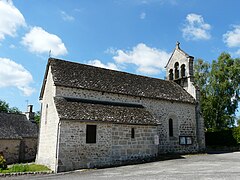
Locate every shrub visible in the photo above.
<box><xmin>233</xmin><ymin>126</ymin><xmax>240</xmax><ymax>144</ymax></box>
<box><xmin>205</xmin><ymin>129</ymin><xmax>238</xmax><ymax>146</ymax></box>
<box><xmin>0</xmin><ymin>154</ymin><xmax>7</xmax><ymax>170</ymax></box>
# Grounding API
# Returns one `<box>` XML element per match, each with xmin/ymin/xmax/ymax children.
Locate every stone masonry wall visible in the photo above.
<box><xmin>36</xmin><ymin>67</ymin><xmax>59</xmax><ymax>171</ymax></box>
<box><xmin>166</xmin><ymin>49</ymin><xmax>196</xmax><ymax>99</ymax></box>
<box><xmin>0</xmin><ymin>138</ymin><xmax>38</xmax><ymax>164</ymax></box>
<box><xmin>0</xmin><ymin>139</ymin><xmax>20</xmax><ymax>164</ymax></box>
<box><xmin>57</xmin><ymin>121</ymin><xmax>158</xmax><ymax>172</ymax></box>
<box><xmin>56</xmin><ymin>86</ymin><xmax>199</xmax><ymax>155</ymax></box>
<box><xmin>22</xmin><ymin>137</ymin><xmax>38</xmax><ymax>162</ymax></box>
<box><xmin>142</xmin><ymin>98</ymin><xmax>198</xmax><ymax>154</ymax></box>
<box><xmin>166</xmin><ymin>49</ymin><xmax>191</xmax><ymax>81</ymax></box>
<box><xmin>111</xmin><ymin>124</ymin><xmax>158</xmax><ymax>162</ymax></box>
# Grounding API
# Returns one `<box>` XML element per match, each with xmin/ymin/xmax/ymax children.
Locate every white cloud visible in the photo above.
<box><xmin>9</xmin><ymin>44</ymin><xmax>16</xmax><ymax>48</ymax></box>
<box><xmin>88</xmin><ymin>59</ymin><xmax>119</xmax><ymax>71</ymax></box>
<box><xmin>223</xmin><ymin>25</ymin><xmax>240</xmax><ymax>48</ymax></box>
<box><xmin>60</xmin><ymin>11</ymin><xmax>75</xmax><ymax>22</ymax></box>
<box><xmin>113</xmin><ymin>43</ymin><xmax>171</xmax><ymax>75</ymax></box>
<box><xmin>182</xmin><ymin>13</ymin><xmax>211</xmax><ymax>41</ymax></box>
<box><xmin>21</xmin><ymin>26</ymin><xmax>67</xmax><ymax>56</ymax></box>
<box><xmin>0</xmin><ymin>0</ymin><xmax>26</xmax><ymax>41</ymax></box>
<box><xmin>0</xmin><ymin>58</ymin><xmax>35</xmax><ymax>96</ymax></box>
<box><xmin>140</xmin><ymin>12</ymin><xmax>146</xmax><ymax>19</ymax></box>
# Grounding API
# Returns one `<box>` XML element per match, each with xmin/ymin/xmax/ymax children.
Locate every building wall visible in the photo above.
<box><xmin>21</xmin><ymin>137</ymin><xmax>38</xmax><ymax>162</ymax></box>
<box><xmin>57</xmin><ymin>121</ymin><xmax>158</xmax><ymax>172</ymax></box>
<box><xmin>165</xmin><ymin>49</ymin><xmax>205</xmax><ymax>151</ymax></box>
<box><xmin>56</xmin><ymin>86</ymin><xmax>199</xmax><ymax>155</ymax></box>
<box><xmin>142</xmin><ymin>98</ymin><xmax>198</xmax><ymax>153</ymax></box>
<box><xmin>166</xmin><ymin>49</ymin><xmax>196</xmax><ymax>99</ymax></box>
<box><xmin>0</xmin><ymin>138</ymin><xmax>37</xmax><ymax>164</ymax></box>
<box><xmin>0</xmin><ymin>139</ymin><xmax>20</xmax><ymax>164</ymax></box>
<box><xmin>166</xmin><ymin>49</ymin><xmax>191</xmax><ymax>80</ymax></box>
<box><xmin>36</xmin><ymin>67</ymin><xmax>59</xmax><ymax>171</ymax></box>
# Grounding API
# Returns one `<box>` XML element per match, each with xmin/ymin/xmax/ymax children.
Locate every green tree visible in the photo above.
<box><xmin>0</xmin><ymin>99</ymin><xmax>21</xmax><ymax>114</ymax></box>
<box><xmin>194</xmin><ymin>53</ymin><xmax>240</xmax><ymax>131</ymax></box>
<box><xmin>0</xmin><ymin>100</ymin><xmax>9</xmax><ymax>112</ymax></box>
<box><xmin>34</xmin><ymin>111</ymin><xmax>41</xmax><ymax>124</ymax></box>
<box><xmin>236</xmin><ymin>116</ymin><xmax>240</xmax><ymax>126</ymax></box>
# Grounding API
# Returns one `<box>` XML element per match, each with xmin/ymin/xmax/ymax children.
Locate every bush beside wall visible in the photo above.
<box><xmin>205</xmin><ymin>129</ymin><xmax>240</xmax><ymax>146</ymax></box>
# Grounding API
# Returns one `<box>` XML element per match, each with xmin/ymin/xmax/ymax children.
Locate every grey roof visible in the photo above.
<box><xmin>54</xmin><ymin>97</ymin><xmax>157</xmax><ymax>125</ymax></box>
<box><xmin>40</xmin><ymin>58</ymin><xmax>195</xmax><ymax>104</ymax></box>
<box><xmin>0</xmin><ymin>113</ymin><xmax>38</xmax><ymax>139</ymax></box>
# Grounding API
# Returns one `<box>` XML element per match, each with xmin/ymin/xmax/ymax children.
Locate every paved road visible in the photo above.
<box><xmin>2</xmin><ymin>152</ymin><xmax>240</xmax><ymax>180</ymax></box>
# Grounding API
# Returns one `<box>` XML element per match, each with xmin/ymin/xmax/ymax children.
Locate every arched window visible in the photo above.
<box><xmin>169</xmin><ymin>118</ymin><xmax>173</xmax><ymax>137</ymax></box>
<box><xmin>131</xmin><ymin>128</ymin><xmax>135</xmax><ymax>139</ymax></box>
<box><xmin>174</xmin><ymin>62</ymin><xmax>179</xmax><ymax>79</ymax></box>
<box><xmin>181</xmin><ymin>64</ymin><xmax>186</xmax><ymax>77</ymax></box>
<box><xmin>169</xmin><ymin>69</ymin><xmax>173</xmax><ymax>80</ymax></box>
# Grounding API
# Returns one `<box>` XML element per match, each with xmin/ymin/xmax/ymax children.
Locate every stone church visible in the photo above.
<box><xmin>36</xmin><ymin>42</ymin><xmax>205</xmax><ymax>172</ymax></box>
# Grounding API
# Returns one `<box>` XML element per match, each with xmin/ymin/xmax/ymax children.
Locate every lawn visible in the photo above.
<box><xmin>0</xmin><ymin>164</ymin><xmax>50</xmax><ymax>173</ymax></box>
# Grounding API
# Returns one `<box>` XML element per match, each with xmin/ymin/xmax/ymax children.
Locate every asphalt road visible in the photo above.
<box><xmin>2</xmin><ymin>152</ymin><xmax>240</xmax><ymax>180</ymax></box>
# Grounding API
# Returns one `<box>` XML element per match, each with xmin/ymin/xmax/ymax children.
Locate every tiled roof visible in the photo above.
<box><xmin>54</xmin><ymin>97</ymin><xmax>157</xmax><ymax>125</ymax></box>
<box><xmin>0</xmin><ymin>113</ymin><xmax>38</xmax><ymax>139</ymax></box>
<box><xmin>40</xmin><ymin>58</ymin><xmax>195</xmax><ymax>104</ymax></box>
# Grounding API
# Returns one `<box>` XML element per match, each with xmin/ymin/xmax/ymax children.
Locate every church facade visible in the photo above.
<box><xmin>36</xmin><ymin>43</ymin><xmax>205</xmax><ymax>172</ymax></box>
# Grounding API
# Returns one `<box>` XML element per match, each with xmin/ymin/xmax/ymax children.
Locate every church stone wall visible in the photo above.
<box><xmin>166</xmin><ymin>49</ymin><xmax>191</xmax><ymax>79</ymax></box>
<box><xmin>57</xmin><ymin>121</ymin><xmax>158</xmax><ymax>172</ymax></box>
<box><xmin>36</xmin><ymin>68</ymin><xmax>59</xmax><ymax>171</ymax></box>
<box><xmin>56</xmin><ymin>86</ymin><xmax>199</xmax><ymax>155</ymax></box>
<box><xmin>166</xmin><ymin>49</ymin><xmax>196</xmax><ymax>99</ymax></box>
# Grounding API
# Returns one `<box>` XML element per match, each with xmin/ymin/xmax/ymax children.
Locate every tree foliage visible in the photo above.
<box><xmin>194</xmin><ymin>53</ymin><xmax>240</xmax><ymax>131</ymax></box>
<box><xmin>34</xmin><ymin>111</ymin><xmax>41</xmax><ymax>124</ymax></box>
<box><xmin>0</xmin><ymin>99</ymin><xmax>21</xmax><ymax>114</ymax></box>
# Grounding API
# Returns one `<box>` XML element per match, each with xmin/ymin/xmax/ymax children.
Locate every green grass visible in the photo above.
<box><xmin>0</xmin><ymin>164</ymin><xmax>50</xmax><ymax>173</ymax></box>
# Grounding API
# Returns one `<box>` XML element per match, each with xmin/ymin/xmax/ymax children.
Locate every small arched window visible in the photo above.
<box><xmin>181</xmin><ymin>64</ymin><xmax>186</xmax><ymax>77</ymax></box>
<box><xmin>169</xmin><ymin>118</ymin><xmax>173</xmax><ymax>137</ymax></box>
<box><xmin>131</xmin><ymin>128</ymin><xmax>135</xmax><ymax>139</ymax></box>
<box><xmin>169</xmin><ymin>69</ymin><xmax>173</xmax><ymax>80</ymax></box>
<box><xmin>174</xmin><ymin>62</ymin><xmax>179</xmax><ymax>79</ymax></box>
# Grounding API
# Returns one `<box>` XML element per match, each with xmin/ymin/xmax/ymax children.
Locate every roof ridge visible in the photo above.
<box><xmin>0</xmin><ymin>112</ymin><xmax>25</xmax><ymax>116</ymax></box>
<box><xmin>49</xmin><ymin>58</ymin><xmax>167</xmax><ymax>82</ymax></box>
<box><xmin>41</xmin><ymin>57</ymin><xmax>195</xmax><ymax>104</ymax></box>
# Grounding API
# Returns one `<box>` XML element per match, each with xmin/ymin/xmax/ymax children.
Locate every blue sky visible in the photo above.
<box><xmin>0</xmin><ymin>0</ymin><xmax>240</xmax><ymax>114</ymax></box>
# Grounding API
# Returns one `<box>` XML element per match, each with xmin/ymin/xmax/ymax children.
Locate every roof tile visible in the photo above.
<box><xmin>0</xmin><ymin>113</ymin><xmax>38</xmax><ymax>139</ymax></box>
<box><xmin>54</xmin><ymin>97</ymin><xmax>157</xmax><ymax>125</ymax></box>
<box><xmin>46</xmin><ymin>58</ymin><xmax>195</xmax><ymax>104</ymax></box>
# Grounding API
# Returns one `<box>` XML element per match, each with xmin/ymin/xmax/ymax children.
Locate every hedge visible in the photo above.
<box><xmin>205</xmin><ymin>128</ymin><xmax>240</xmax><ymax>146</ymax></box>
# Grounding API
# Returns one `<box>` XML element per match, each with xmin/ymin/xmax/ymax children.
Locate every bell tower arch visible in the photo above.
<box><xmin>165</xmin><ymin>42</ymin><xmax>196</xmax><ymax>99</ymax></box>
<box><xmin>165</xmin><ymin>42</ymin><xmax>206</xmax><ymax>151</ymax></box>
